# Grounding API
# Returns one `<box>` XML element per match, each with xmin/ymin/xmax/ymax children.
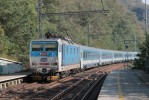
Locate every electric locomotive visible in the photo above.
<box><xmin>29</xmin><ymin>36</ymin><xmax>80</xmax><ymax>81</ymax></box>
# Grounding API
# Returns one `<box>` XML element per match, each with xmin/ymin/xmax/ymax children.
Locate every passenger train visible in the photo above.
<box><xmin>29</xmin><ymin>35</ymin><xmax>138</xmax><ymax>81</ymax></box>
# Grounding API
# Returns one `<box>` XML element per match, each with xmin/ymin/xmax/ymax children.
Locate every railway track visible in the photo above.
<box><xmin>0</xmin><ymin>63</ymin><xmax>124</xmax><ymax>100</ymax></box>
<box><xmin>50</xmin><ymin>64</ymin><xmax>123</xmax><ymax>100</ymax></box>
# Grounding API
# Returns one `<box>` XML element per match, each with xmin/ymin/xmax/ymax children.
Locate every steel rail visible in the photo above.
<box><xmin>71</xmin><ymin>74</ymin><xmax>106</xmax><ymax>100</ymax></box>
<box><xmin>81</xmin><ymin>74</ymin><xmax>107</xmax><ymax>100</ymax></box>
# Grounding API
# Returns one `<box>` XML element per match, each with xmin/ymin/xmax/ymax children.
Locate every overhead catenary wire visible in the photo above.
<box><xmin>38</xmin><ymin>0</ymin><xmax>110</xmax><ymax>47</ymax></box>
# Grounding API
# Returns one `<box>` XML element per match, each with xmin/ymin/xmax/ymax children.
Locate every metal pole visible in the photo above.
<box><xmin>127</xmin><ymin>49</ymin><xmax>128</xmax><ymax>69</ymax></box>
<box><xmin>145</xmin><ymin>0</ymin><xmax>148</xmax><ymax>72</ymax></box>
<box><xmin>38</xmin><ymin>0</ymin><xmax>42</xmax><ymax>39</ymax></box>
<box><xmin>134</xmin><ymin>35</ymin><xmax>137</xmax><ymax>51</ymax></box>
<box><xmin>88</xmin><ymin>22</ymin><xmax>90</xmax><ymax>46</ymax></box>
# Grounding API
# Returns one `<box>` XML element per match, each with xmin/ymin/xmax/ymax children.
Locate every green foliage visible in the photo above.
<box><xmin>133</xmin><ymin>41</ymin><xmax>147</xmax><ymax>69</ymax></box>
<box><xmin>50</xmin><ymin>0</ymin><xmax>144</xmax><ymax>51</ymax></box>
<box><xmin>0</xmin><ymin>0</ymin><xmax>38</xmax><ymax>61</ymax></box>
<box><xmin>133</xmin><ymin>37</ymin><xmax>149</xmax><ymax>69</ymax></box>
<box><xmin>0</xmin><ymin>25</ymin><xmax>4</xmax><ymax>53</ymax></box>
<box><xmin>0</xmin><ymin>0</ymin><xmax>59</xmax><ymax>65</ymax></box>
<box><xmin>132</xmin><ymin>7</ymin><xmax>144</xmax><ymax>21</ymax></box>
<box><xmin>0</xmin><ymin>0</ymin><xmax>145</xmax><ymax>67</ymax></box>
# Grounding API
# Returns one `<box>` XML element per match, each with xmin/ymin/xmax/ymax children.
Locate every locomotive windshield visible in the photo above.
<box><xmin>31</xmin><ymin>41</ymin><xmax>58</xmax><ymax>52</ymax></box>
<box><xmin>45</xmin><ymin>43</ymin><xmax>57</xmax><ymax>51</ymax></box>
<box><xmin>32</xmin><ymin>44</ymin><xmax>43</xmax><ymax>51</ymax></box>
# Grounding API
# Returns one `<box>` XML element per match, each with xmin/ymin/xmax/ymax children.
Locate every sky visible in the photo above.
<box><xmin>142</xmin><ymin>0</ymin><xmax>149</xmax><ymax>4</ymax></box>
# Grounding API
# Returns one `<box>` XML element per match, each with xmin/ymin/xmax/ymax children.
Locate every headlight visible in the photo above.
<box><xmin>53</xmin><ymin>62</ymin><xmax>58</xmax><ymax>66</ymax></box>
<box><xmin>42</xmin><ymin>68</ymin><xmax>47</xmax><ymax>73</ymax></box>
<box><xmin>32</xmin><ymin>62</ymin><xmax>37</xmax><ymax>66</ymax></box>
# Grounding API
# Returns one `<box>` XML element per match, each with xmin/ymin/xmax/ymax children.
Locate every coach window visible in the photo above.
<box><xmin>85</xmin><ymin>52</ymin><xmax>86</xmax><ymax>58</ymax></box>
<box><xmin>86</xmin><ymin>52</ymin><xmax>88</xmax><ymax>58</ymax></box>
<box><xmin>96</xmin><ymin>52</ymin><xmax>98</xmax><ymax>58</ymax></box>
<box><xmin>66</xmin><ymin>46</ymin><xmax>68</xmax><ymax>54</ymax></box>
<box><xmin>74</xmin><ymin>48</ymin><xmax>75</xmax><ymax>54</ymax></box>
<box><xmin>93</xmin><ymin>52</ymin><xmax>94</xmax><ymax>58</ymax></box>
<box><xmin>70</xmin><ymin>48</ymin><xmax>72</xmax><ymax>54</ymax></box>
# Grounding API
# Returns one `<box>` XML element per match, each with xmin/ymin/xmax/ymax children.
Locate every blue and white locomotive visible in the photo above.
<box><xmin>29</xmin><ymin>36</ymin><xmax>138</xmax><ymax>80</ymax></box>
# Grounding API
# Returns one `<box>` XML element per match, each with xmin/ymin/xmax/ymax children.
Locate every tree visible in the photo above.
<box><xmin>0</xmin><ymin>0</ymin><xmax>38</xmax><ymax>61</ymax></box>
<box><xmin>0</xmin><ymin>25</ymin><xmax>4</xmax><ymax>53</ymax></box>
<box><xmin>133</xmin><ymin>38</ymin><xmax>149</xmax><ymax>69</ymax></box>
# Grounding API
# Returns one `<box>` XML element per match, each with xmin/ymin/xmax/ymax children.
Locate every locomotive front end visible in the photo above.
<box><xmin>29</xmin><ymin>39</ymin><xmax>60</xmax><ymax>81</ymax></box>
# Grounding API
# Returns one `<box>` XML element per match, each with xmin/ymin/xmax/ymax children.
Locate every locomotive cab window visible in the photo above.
<box><xmin>32</xmin><ymin>44</ymin><xmax>43</xmax><ymax>51</ymax></box>
<box><xmin>45</xmin><ymin>43</ymin><xmax>58</xmax><ymax>51</ymax></box>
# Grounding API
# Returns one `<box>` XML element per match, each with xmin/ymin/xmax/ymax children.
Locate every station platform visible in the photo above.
<box><xmin>97</xmin><ymin>69</ymin><xmax>149</xmax><ymax>100</ymax></box>
<box><xmin>0</xmin><ymin>72</ymin><xmax>31</xmax><ymax>83</ymax></box>
<box><xmin>0</xmin><ymin>72</ymin><xmax>32</xmax><ymax>89</ymax></box>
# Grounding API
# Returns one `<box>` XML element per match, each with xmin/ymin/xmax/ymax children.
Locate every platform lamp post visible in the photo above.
<box><xmin>145</xmin><ymin>0</ymin><xmax>148</xmax><ymax>73</ymax></box>
<box><xmin>124</xmin><ymin>40</ymin><xmax>130</xmax><ymax>69</ymax></box>
<box><xmin>87</xmin><ymin>22</ymin><xmax>91</xmax><ymax>46</ymax></box>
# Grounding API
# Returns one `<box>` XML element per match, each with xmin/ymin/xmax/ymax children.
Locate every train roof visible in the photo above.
<box><xmin>76</xmin><ymin>44</ymin><xmax>138</xmax><ymax>53</ymax></box>
<box><xmin>31</xmin><ymin>38</ymin><xmax>60</xmax><ymax>42</ymax></box>
<box><xmin>31</xmin><ymin>38</ymin><xmax>75</xmax><ymax>45</ymax></box>
<box><xmin>31</xmin><ymin>38</ymin><xmax>138</xmax><ymax>53</ymax></box>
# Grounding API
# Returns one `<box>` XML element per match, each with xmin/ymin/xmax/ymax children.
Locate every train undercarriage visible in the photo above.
<box><xmin>30</xmin><ymin>68</ymin><xmax>82</xmax><ymax>82</ymax></box>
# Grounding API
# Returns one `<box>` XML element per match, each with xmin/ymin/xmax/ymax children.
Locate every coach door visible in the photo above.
<box><xmin>80</xmin><ymin>50</ymin><xmax>83</xmax><ymax>69</ymax></box>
